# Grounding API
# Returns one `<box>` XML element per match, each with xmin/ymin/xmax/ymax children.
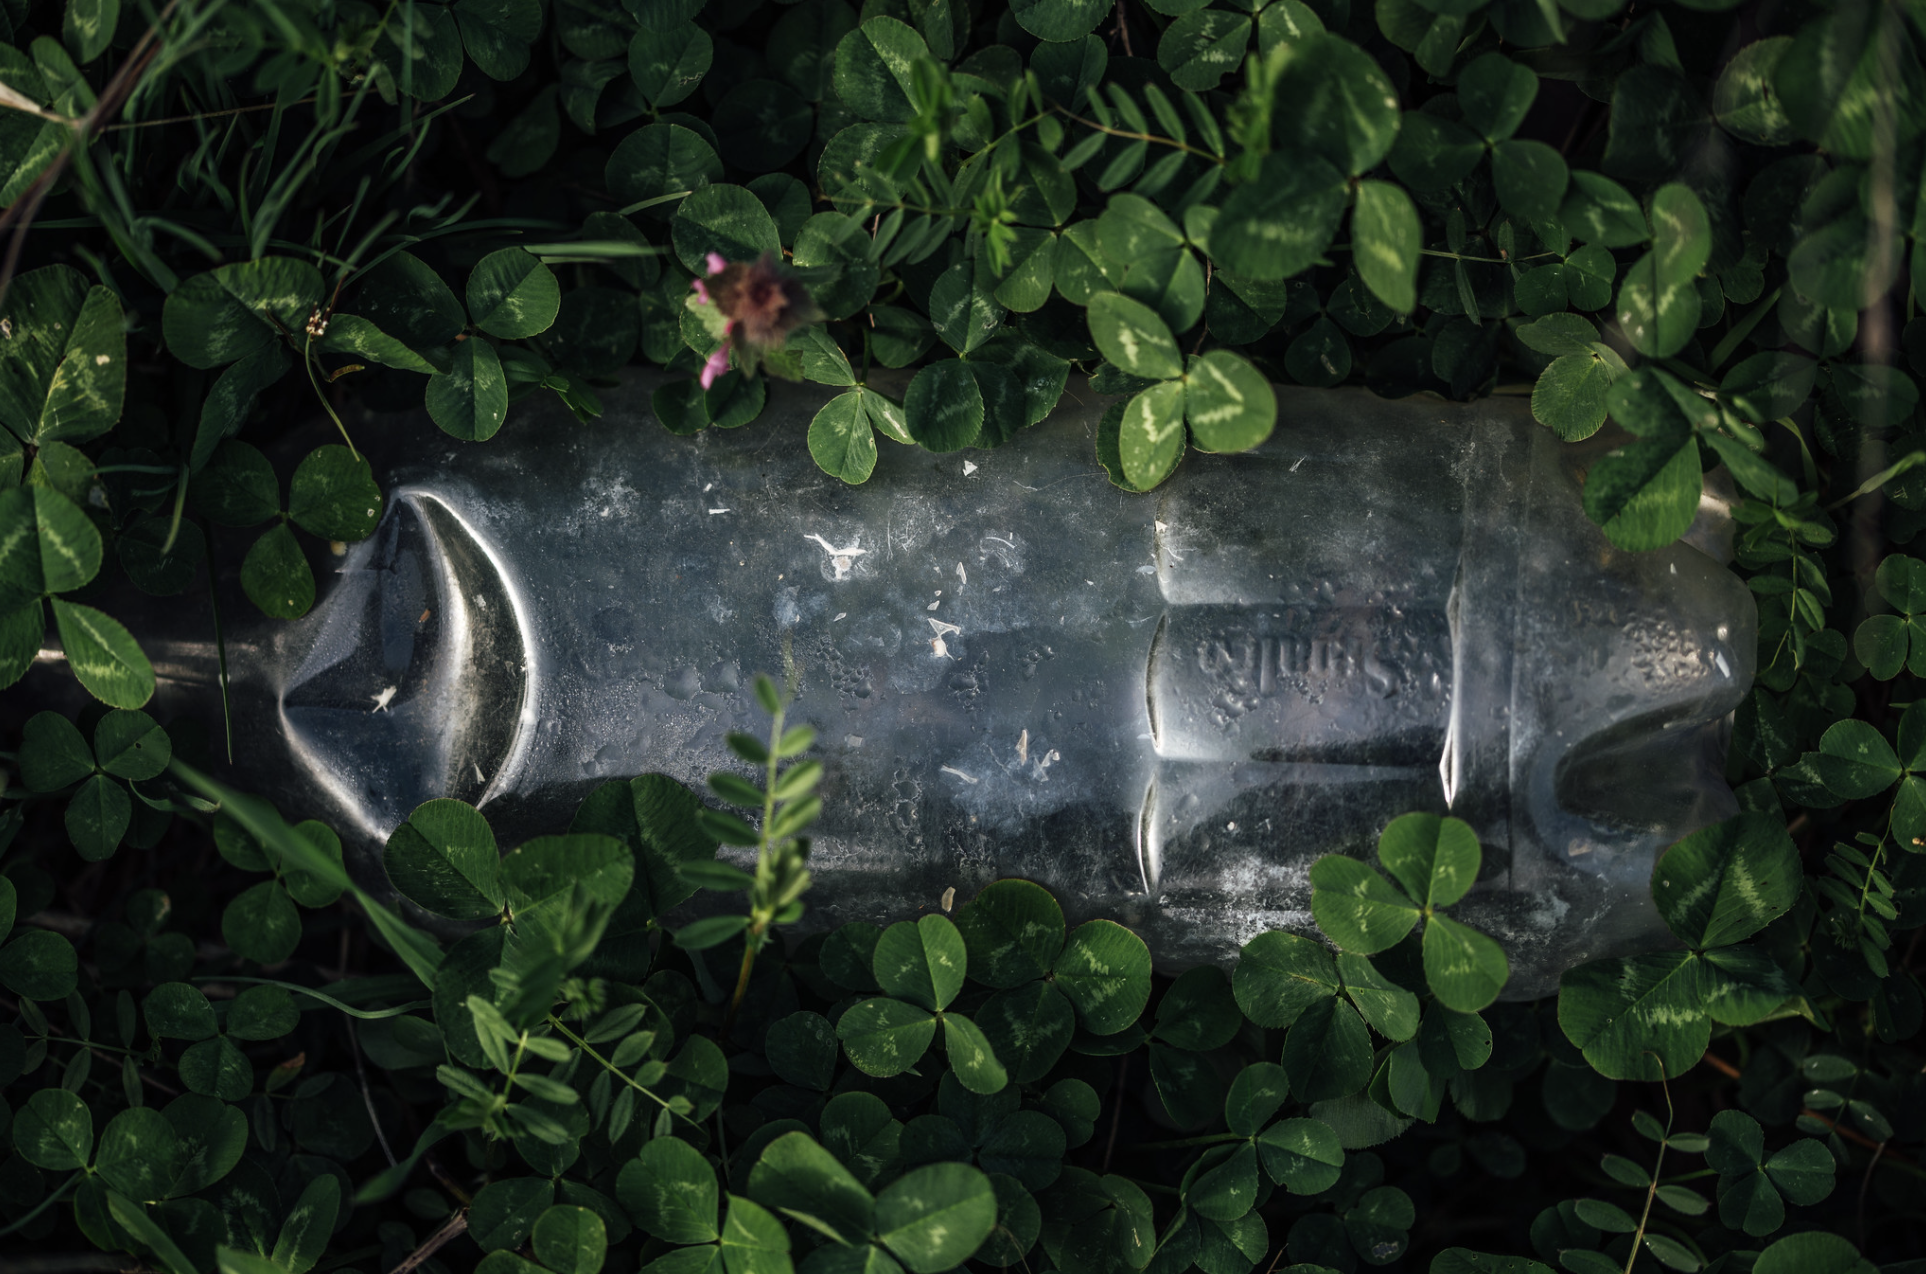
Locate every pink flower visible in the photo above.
<box><xmin>686</xmin><ymin>254</ymin><xmax>822</xmax><ymax>395</ymax></box>
<box><xmin>705</xmin><ymin>254</ymin><xmax>822</xmax><ymax>351</ymax></box>
<box><xmin>690</xmin><ymin>255</ymin><xmax>729</xmax><ymax>305</ymax></box>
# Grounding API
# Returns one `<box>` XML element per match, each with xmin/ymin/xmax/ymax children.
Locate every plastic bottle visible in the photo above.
<box><xmin>60</xmin><ymin>376</ymin><xmax>1756</xmax><ymax>998</ymax></box>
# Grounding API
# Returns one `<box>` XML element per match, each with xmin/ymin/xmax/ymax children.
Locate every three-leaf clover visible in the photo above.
<box><xmin>1852</xmin><ymin>555</ymin><xmax>1926</xmax><ymax>680</ymax></box>
<box><xmin>194</xmin><ymin>439</ymin><xmax>383</xmax><ymax>619</ymax></box>
<box><xmin>1705</xmin><ymin>1110</ymin><xmax>1836</xmax><ymax>1236</ymax></box>
<box><xmin>1390</xmin><ymin>53</ymin><xmax>1569</xmax><ymax>224</ymax></box>
<box><xmin>328</xmin><ymin>247</ymin><xmax>566</xmax><ymax>441</ymax></box>
<box><xmin>160</xmin><ymin>257</ymin><xmax>323</xmax><ymax>466</ymax></box>
<box><xmin>213</xmin><ymin>811</ymin><xmax>347</xmax><ymax>965</ymax></box>
<box><xmin>1776</xmin><ymin>703</ymin><xmax>1926</xmax><ymax>850</ymax></box>
<box><xmin>1229</xmin><ymin>930</ymin><xmax>1405</xmax><ymax>1103</ymax></box>
<box><xmin>1516</xmin><ymin>312</ymin><xmax>1628</xmax><ymax>441</ymax></box>
<box><xmin>0</xmin><ymin>264</ymin><xmax>126</xmax><ymax>448</ymax></box>
<box><xmin>1145</xmin><ymin>964</ymin><xmax>1243</xmax><ymax>1127</ymax></box>
<box><xmin>143</xmin><ymin>981</ymin><xmax>299</xmax><ymax>1100</ymax></box>
<box><xmin>1308</xmin><ymin>812</ymin><xmax>1510</xmax><ymax>1014</ymax></box>
<box><xmin>1086</xmin><ymin>290</ymin><xmax>1276</xmax><ymax>490</ymax></box>
<box><xmin>18</xmin><ymin>708</ymin><xmax>171</xmax><ymax>860</ymax></box>
<box><xmin>1558</xmin><ymin>811</ymin><xmax>1802</xmax><ymax>1080</ymax></box>
<box><xmin>0</xmin><ymin>484</ymin><xmax>153</xmax><ymax>707</ymax></box>
<box><xmin>836</xmin><ymin>913</ymin><xmax>1008</xmax><ymax>1095</ymax></box>
<box><xmin>949</xmin><ymin>879</ymin><xmax>1155</xmax><ymax>1082</ymax></box>
<box><xmin>1180</xmin><ymin>1060</ymin><xmax>1346</xmax><ymax>1231</ymax></box>
<box><xmin>0</xmin><ymin>874</ymin><xmax>79</xmax><ymax>1002</ymax></box>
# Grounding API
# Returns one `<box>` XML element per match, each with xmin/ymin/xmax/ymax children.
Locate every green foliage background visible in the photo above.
<box><xmin>0</xmin><ymin>0</ymin><xmax>1924</xmax><ymax>1270</ymax></box>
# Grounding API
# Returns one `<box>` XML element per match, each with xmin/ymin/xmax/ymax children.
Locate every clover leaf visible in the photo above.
<box><xmin>1706</xmin><ymin>1110</ymin><xmax>1836</xmax><ymax>1236</ymax></box>
<box><xmin>1308</xmin><ymin>813</ymin><xmax>1509</xmax><ymax>1013</ymax></box>
<box><xmin>1558</xmin><ymin>811</ymin><xmax>1802</xmax><ymax>1080</ymax></box>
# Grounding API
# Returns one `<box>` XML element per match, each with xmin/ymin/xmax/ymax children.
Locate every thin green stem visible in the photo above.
<box><xmin>103</xmin><ymin>96</ymin><xmax>317</xmax><ymax>130</ymax></box>
<box><xmin>547</xmin><ymin>1017</ymin><xmax>687</xmax><ymax>1121</ymax></box>
<box><xmin>976</xmin><ymin>107</ymin><xmax>1051</xmax><ymax>159</ymax></box>
<box><xmin>0</xmin><ymin>1171</ymin><xmax>81</xmax><ymax>1237</ymax></box>
<box><xmin>161</xmin><ymin>461</ymin><xmax>188</xmax><ymax>554</ymax></box>
<box><xmin>1826</xmin><ymin>449</ymin><xmax>1926</xmax><ymax>511</ymax></box>
<box><xmin>761</xmin><ymin>703</ymin><xmax>783</xmax><ymax>861</ymax></box>
<box><xmin>192</xmin><ymin>975</ymin><xmax>430</xmax><ymax>1019</ymax></box>
<box><xmin>615</xmin><ymin>189</ymin><xmax>694</xmax><ymax>217</ymax></box>
<box><xmin>203</xmin><ymin>532</ymin><xmax>233</xmax><ymax>762</ymax></box>
<box><xmin>822</xmin><ymin>191</ymin><xmax>961</xmax><ymax>220</ymax></box>
<box><xmin>722</xmin><ymin>700</ymin><xmax>787</xmax><ymax>1040</ymax></box>
<box><xmin>302</xmin><ymin>330</ymin><xmax>360</xmax><ymax>458</ymax></box>
<box><xmin>1131</xmin><ymin>1132</ymin><xmax>1244</xmax><ymax>1151</ymax></box>
<box><xmin>45</xmin><ymin>1035</ymin><xmax>142</xmax><ymax>1058</ymax></box>
<box><xmin>484</xmin><ymin>1032</ymin><xmax>529</xmax><ymax>1128</ymax></box>
<box><xmin>1623</xmin><ymin>1082</ymin><xmax>1675</xmax><ymax>1274</ymax></box>
<box><xmin>1657</xmin><ymin>356</ymin><xmax>1715</xmax><ymax>389</ymax></box>
<box><xmin>724</xmin><ymin>940</ymin><xmax>758</xmax><ymax>1038</ymax></box>
<box><xmin>1415</xmin><ymin>247</ymin><xmax>1562</xmax><ymax>265</ymax></box>
<box><xmin>1622</xmin><ymin>1153</ymin><xmax>1664</xmax><ymax>1271</ymax></box>
<box><xmin>1778</xmin><ymin>416</ymin><xmax>1820</xmax><ymax>490</ymax></box>
<box><xmin>1054</xmin><ymin>108</ymin><xmax>1226</xmax><ymax>165</ymax></box>
<box><xmin>1851</xmin><ymin>836</ymin><xmax>1890</xmax><ymax>934</ymax></box>
<box><xmin>1706</xmin><ymin>286</ymin><xmax>1783</xmax><ymax>371</ymax></box>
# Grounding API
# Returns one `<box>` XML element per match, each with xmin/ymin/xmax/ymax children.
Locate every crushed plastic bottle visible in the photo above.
<box><xmin>77</xmin><ymin>376</ymin><xmax>1756</xmax><ymax>998</ymax></box>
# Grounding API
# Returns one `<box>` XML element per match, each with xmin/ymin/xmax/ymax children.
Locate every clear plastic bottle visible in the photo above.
<box><xmin>64</xmin><ymin>376</ymin><xmax>1756</xmax><ymax>998</ymax></box>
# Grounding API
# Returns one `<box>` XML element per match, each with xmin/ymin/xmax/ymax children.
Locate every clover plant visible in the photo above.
<box><xmin>1</xmin><ymin>0</ymin><xmax>1924</xmax><ymax>1269</ymax></box>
